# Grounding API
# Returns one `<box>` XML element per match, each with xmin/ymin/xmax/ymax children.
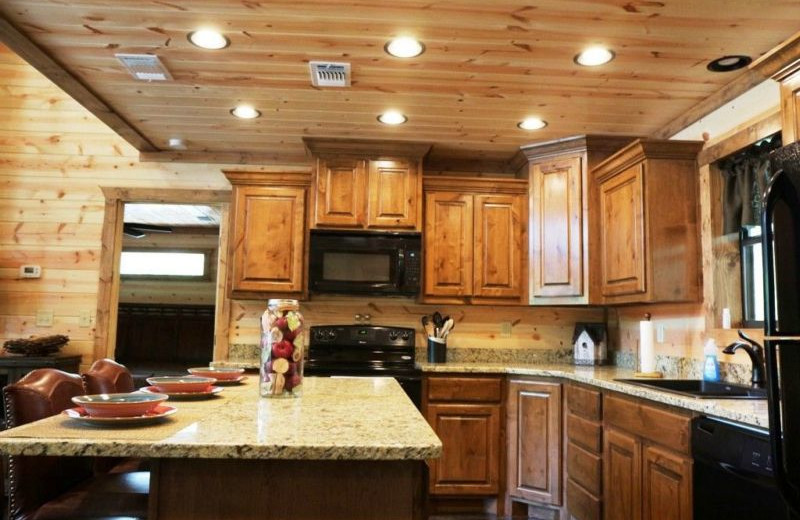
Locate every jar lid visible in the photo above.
<box><xmin>267</xmin><ymin>299</ymin><xmax>299</xmax><ymax>311</ymax></box>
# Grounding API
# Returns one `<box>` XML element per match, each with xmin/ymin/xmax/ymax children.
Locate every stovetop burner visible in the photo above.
<box><xmin>306</xmin><ymin>325</ymin><xmax>421</xmax><ymax>408</ymax></box>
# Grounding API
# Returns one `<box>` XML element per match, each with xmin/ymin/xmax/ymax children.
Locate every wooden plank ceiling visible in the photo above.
<box><xmin>0</xmin><ymin>0</ymin><xmax>798</xmax><ymax>167</ymax></box>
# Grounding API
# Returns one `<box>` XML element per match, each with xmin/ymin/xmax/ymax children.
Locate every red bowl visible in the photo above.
<box><xmin>187</xmin><ymin>366</ymin><xmax>244</xmax><ymax>381</ymax></box>
<box><xmin>146</xmin><ymin>376</ymin><xmax>216</xmax><ymax>393</ymax></box>
<box><xmin>72</xmin><ymin>392</ymin><xmax>168</xmax><ymax>418</ymax></box>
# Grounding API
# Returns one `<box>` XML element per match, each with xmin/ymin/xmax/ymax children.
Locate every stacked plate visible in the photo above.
<box><xmin>187</xmin><ymin>366</ymin><xmax>246</xmax><ymax>384</ymax></box>
<box><xmin>142</xmin><ymin>376</ymin><xmax>223</xmax><ymax>399</ymax></box>
<box><xmin>64</xmin><ymin>392</ymin><xmax>175</xmax><ymax>426</ymax></box>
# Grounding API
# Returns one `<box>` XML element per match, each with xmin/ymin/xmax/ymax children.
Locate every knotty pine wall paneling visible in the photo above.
<box><xmin>0</xmin><ymin>44</ymin><xmax>306</xmax><ymax>370</ymax></box>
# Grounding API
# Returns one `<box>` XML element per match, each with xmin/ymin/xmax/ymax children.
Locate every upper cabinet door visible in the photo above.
<box><xmin>531</xmin><ymin>156</ymin><xmax>584</xmax><ymax>299</ymax></box>
<box><xmin>231</xmin><ymin>185</ymin><xmax>306</xmax><ymax>294</ymax></box>
<box><xmin>424</xmin><ymin>192</ymin><xmax>473</xmax><ymax>297</ymax></box>
<box><xmin>473</xmin><ymin>194</ymin><xmax>525</xmax><ymax>300</ymax></box>
<box><xmin>367</xmin><ymin>159</ymin><xmax>420</xmax><ymax>229</ymax></box>
<box><xmin>313</xmin><ymin>157</ymin><xmax>366</xmax><ymax>228</ymax></box>
<box><xmin>598</xmin><ymin>163</ymin><xmax>646</xmax><ymax>298</ymax></box>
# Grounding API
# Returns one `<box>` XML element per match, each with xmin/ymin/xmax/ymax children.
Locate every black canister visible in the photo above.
<box><xmin>427</xmin><ymin>337</ymin><xmax>447</xmax><ymax>363</ymax></box>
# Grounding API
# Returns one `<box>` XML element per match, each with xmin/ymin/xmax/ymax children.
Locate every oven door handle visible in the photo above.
<box><xmin>717</xmin><ymin>461</ymin><xmax>775</xmax><ymax>487</ymax></box>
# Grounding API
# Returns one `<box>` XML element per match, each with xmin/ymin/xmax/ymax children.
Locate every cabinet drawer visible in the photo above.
<box><xmin>567</xmin><ymin>412</ymin><xmax>602</xmax><ymax>453</ymax></box>
<box><xmin>427</xmin><ymin>376</ymin><xmax>502</xmax><ymax>403</ymax></box>
<box><xmin>567</xmin><ymin>478</ymin><xmax>601</xmax><ymax>520</ymax></box>
<box><xmin>567</xmin><ymin>441</ymin><xmax>602</xmax><ymax>496</ymax></box>
<box><xmin>567</xmin><ymin>384</ymin><xmax>602</xmax><ymax>420</ymax></box>
<box><xmin>604</xmin><ymin>394</ymin><xmax>691</xmax><ymax>455</ymax></box>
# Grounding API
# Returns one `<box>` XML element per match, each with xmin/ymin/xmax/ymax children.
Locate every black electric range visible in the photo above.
<box><xmin>305</xmin><ymin>325</ymin><xmax>421</xmax><ymax>409</ymax></box>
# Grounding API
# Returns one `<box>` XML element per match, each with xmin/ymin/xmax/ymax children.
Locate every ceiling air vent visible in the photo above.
<box><xmin>309</xmin><ymin>61</ymin><xmax>351</xmax><ymax>87</ymax></box>
<box><xmin>115</xmin><ymin>53</ymin><xmax>173</xmax><ymax>81</ymax></box>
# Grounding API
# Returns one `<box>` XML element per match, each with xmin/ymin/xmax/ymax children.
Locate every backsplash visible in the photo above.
<box><xmin>610</xmin><ymin>351</ymin><xmax>752</xmax><ymax>385</ymax></box>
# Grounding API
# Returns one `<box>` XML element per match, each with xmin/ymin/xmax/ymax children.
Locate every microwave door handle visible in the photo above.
<box><xmin>396</xmin><ymin>249</ymin><xmax>406</xmax><ymax>283</ymax></box>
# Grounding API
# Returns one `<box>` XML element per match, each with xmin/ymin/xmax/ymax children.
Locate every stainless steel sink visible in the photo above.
<box><xmin>614</xmin><ymin>379</ymin><xmax>767</xmax><ymax>399</ymax></box>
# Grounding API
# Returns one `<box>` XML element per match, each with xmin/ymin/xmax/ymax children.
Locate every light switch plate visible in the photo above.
<box><xmin>36</xmin><ymin>310</ymin><xmax>54</xmax><ymax>327</ymax></box>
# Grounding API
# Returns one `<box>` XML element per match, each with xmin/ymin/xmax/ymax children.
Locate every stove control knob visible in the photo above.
<box><xmin>389</xmin><ymin>331</ymin><xmax>398</xmax><ymax>341</ymax></box>
<box><xmin>326</xmin><ymin>330</ymin><xmax>337</xmax><ymax>340</ymax></box>
<box><xmin>401</xmin><ymin>331</ymin><xmax>411</xmax><ymax>341</ymax></box>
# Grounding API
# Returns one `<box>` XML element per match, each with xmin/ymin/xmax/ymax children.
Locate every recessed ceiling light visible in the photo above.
<box><xmin>707</xmin><ymin>55</ymin><xmax>752</xmax><ymax>72</ymax></box>
<box><xmin>517</xmin><ymin>117</ymin><xmax>547</xmax><ymax>131</ymax></box>
<box><xmin>384</xmin><ymin>37</ymin><xmax>425</xmax><ymax>58</ymax></box>
<box><xmin>378</xmin><ymin>110</ymin><xmax>408</xmax><ymax>125</ymax></box>
<box><xmin>230</xmin><ymin>105</ymin><xmax>261</xmax><ymax>119</ymax></box>
<box><xmin>574</xmin><ymin>46</ymin><xmax>615</xmax><ymax>67</ymax></box>
<box><xmin>188</xmin><ymin>29</ymin><xmax>230</xmax><ymax>50</ymax></box>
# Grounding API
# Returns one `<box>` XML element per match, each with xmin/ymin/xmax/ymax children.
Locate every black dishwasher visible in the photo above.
<box><xmin>693</xmin><ymin>416</ymin><xmax>795</xmax><ymax>519</ymax></box>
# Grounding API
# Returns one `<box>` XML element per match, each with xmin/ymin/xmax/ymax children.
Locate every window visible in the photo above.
<box><xmin>120</xmin><ymin>251</ymin><xmax>208</xmax><ymax>279</ymax></box>
<box><xmin>740</xmin><ymin>226</ymin><xmax>764</xmax><ymax>327</ymax></box>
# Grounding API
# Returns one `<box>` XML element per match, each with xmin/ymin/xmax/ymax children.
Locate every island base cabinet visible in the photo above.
<box><xmin>150</xmin><ymin>458</ymin><xmax>424</xmax><ymax>520</ymax></box>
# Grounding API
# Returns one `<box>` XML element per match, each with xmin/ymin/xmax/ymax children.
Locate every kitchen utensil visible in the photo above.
<box><xmin>432</xmin><ymin>312</ymin><xmax>444</xmax><ymax>329</ymax></box>
<box><xmin>439</xmin><ymin>318</ymin><xmax>454</xmax><ymax>339</ymax></box>
<box><xmin>422</xmin><ymin>315</ymin><xmax>435</xmax><ymax>337</ymax></box>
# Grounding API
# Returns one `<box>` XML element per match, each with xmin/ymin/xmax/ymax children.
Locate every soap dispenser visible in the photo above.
<box><xmin>703</xmin><ymin>338</ymin><xmax>720</xmax><ymax>382</ymax></box>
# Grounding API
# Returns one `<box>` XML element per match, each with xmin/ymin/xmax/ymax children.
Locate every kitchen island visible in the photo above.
<box><xmin>0</xmin><ymin>376</ymin><xmax>441</xmax><ymax>520</ymax></box>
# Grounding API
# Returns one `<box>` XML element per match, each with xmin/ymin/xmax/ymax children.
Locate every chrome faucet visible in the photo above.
<box><xmin>722</xmin><ymin>330</ymin><xmax>766</xmax><ymax>389</ymax></box>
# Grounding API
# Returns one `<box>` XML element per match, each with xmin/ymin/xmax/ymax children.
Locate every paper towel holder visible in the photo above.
<box><xmin>634</xmin><ymin>313</ymin><xmax>663</xmax><ymax>378</ymax></box>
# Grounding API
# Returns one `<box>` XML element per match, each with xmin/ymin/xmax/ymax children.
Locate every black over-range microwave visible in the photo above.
<box><xmin>309</xmin><ymin>230</ymin><xmax>421</xmax><ymax>295</ymax></box>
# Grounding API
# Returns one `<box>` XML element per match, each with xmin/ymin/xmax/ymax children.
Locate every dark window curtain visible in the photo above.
<box><xmin>719</xmin><ymin>136</ymin><xmax>780</xmax><ymax>234</ymax></box>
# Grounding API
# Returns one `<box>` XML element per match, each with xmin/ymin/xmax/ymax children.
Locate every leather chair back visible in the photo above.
<box><xmin>3</xmin><ymin>369</ymin><xmax>94</xmax><ymax>520</ymax></box>
<box><xmin>82</xmin><ymin>358</ymin><xmax>135</xmax><ymax>394</ymax></box>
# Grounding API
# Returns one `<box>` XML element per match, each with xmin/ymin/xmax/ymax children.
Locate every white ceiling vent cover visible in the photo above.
<box><xmin>115</xmin><ymin>53</ymin><xmax>173</xmax><ymax>81</ymax></box>
<box><xmin>309</xmin><ymin>61</ymin><xmax>351</xmax><ymax>87</ymax></box>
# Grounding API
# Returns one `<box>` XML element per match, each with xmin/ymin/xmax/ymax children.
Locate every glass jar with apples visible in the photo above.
<box><xmin>259</xmin><ymin>299</ymin><xmax>304</xmax><ymax>397</ymax></box>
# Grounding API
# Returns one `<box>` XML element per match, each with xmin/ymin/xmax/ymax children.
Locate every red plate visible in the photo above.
<box><xmin>140</xmin><ymin>385</ymin><xmax>223</xmax><ymax>399</ymax></box>
<box><xmin>62</xmin><ymin>405</ymin><xmax>176</xmax><ymax>426</ymax></box>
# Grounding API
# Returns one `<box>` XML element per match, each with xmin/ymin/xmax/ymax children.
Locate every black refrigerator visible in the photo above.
<box><xmin>764</xmin><ymin>141</ymin><xmax>800</xmax><ymax>516</ymax></box>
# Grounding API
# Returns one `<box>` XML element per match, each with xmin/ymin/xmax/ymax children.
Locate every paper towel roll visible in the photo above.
<box><xmin>639</xmin><ymin>320</ymin><xmax>655</xmax><ymax>373</ymax></box>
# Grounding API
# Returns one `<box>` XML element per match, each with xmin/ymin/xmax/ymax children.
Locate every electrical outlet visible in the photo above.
<box><xmin>79</xmin><ymin>311</ymin><xmax>92</xmax><ymax>327</ymax></box>
<box><xmin>656</xmin><ymin>324</ymin><xmax>665</xmax><ymax>343</ymax></box>
<box><xmin>36</xmin><ymin>310</ymin><xmax>54</xmax><ymax>327</ymax></box>
<box><xmin>500</xmin><ymin>321</ymin><xmax>512</xmax><ymax>337</ymax></box>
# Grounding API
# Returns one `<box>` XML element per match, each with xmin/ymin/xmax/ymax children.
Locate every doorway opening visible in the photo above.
<box><xmin>116</xmin><ymin>203</ymin><xmax>222</xmax><ymax>381</ymax></box>
<box><xmin>94</xmin><ymin>188</ymin><xmax>231</xmax><ymax>384</ymax></box>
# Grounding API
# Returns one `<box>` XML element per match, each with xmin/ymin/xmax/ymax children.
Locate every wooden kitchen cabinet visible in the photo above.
<box><xmin>423</xmin><ymin>177</ymin><xmax>528</xmax><ymax>305</ymax></box>
<box><xmin>592</xmin><ymin>139</ymin><xmax>704</xmax><ymax>304</ymax></box>
<box><xmin>224</xmin><ymin>171</ymin><xmax>310</xmax><ymax>297</ymax></box>
<box><xmin>603</xmin><ymin>393</ymin><xmax>692</xmax><ymax>520</ymax></box>
<box><xmin>313</xmin><ymin>156</ymin><xmax>366</xmax><ymax>228</ymax></box>
<box><xmin>773</xmin><ymin>59</ymin><xmax>800</xmax><ymax>144</ymax></box>
<box><xmin>521</xmin><ymin>135</ymin><xmax>633</xmax><ymax>305</ymax></box>
<box><xmin>506</xmin><ymin>378</ymin><xmax>562</xmax><ymax>508</ymax></box>
<box><xmin>424</xmin><ymin>375</ymin><xmax>503</xmax><ymax>510</ymax></box>
<box><xmin>304</xmin><ymin>138</ymin><xmax>430</xmax><ymax>231</ymax></box>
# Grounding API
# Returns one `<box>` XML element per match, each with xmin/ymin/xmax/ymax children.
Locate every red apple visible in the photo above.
<box><xmin>271</xmin><ymin>340</ymin><xmax>293</xmax><ymax>359</ymax></box>
<box><xmin>283</xmin><ymin>328</ymin><xmax>296</xmax><ymax>342</ymax></box>
<box><xmin>285</xmin><ymin>372</ymin><xmax>302</xmax><ymax>391</ymax></box>
<box><xmin>274</xmin><ymin>316</ymin><xmax>288</xmax><ymax>330</ymax></box>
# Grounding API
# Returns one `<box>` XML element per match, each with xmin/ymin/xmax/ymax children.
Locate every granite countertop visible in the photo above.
<box><xmin>0</xmin><ymin>377</ymin><xmax>442</xmax><ymax>460</ymax></box>
<box><xmin>420</xmin><ymin>362</ymin><xmax>770</xmax><ymax>429</ymax></box>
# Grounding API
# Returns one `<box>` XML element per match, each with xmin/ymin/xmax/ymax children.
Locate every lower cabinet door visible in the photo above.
<box><xmin>603</xmin><ymin>427</ymin><xmax>642</xmax><ymax>520</ymax></box>
<box><xmin>642</xmin><ymin>444</ymin><xmax>692</xmax><ymax>520</ymax></box>
<box><xmin>426</xmin><ymin>403</ymin><xmax>500</xmax><ymax>495</ymax></box>
<box><xmin>506</xmin><ymin>379</ymin><xmax>562</xmax><ymax>505</ymax></box>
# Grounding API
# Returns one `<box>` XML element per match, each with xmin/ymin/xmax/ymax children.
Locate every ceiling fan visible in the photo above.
<box><xmin>123</xmin><ymin>223</ymin><xmax>173</xmax><ymax>238</ymax></box>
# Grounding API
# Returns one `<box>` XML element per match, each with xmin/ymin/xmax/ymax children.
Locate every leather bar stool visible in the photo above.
<box><xmin>81</xmin><ymin>359</ymin><xmax>148</xmax><ymax>474</ymax></box>
<box><xmin>3</xmin><ymin>368</ymin><xmax>149</xmax><ymax>520</ymax></box>
<box><xmin>81</xmin><ymin>359</ymin><xmax>135</xmax><ymax>394</ymax></box>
